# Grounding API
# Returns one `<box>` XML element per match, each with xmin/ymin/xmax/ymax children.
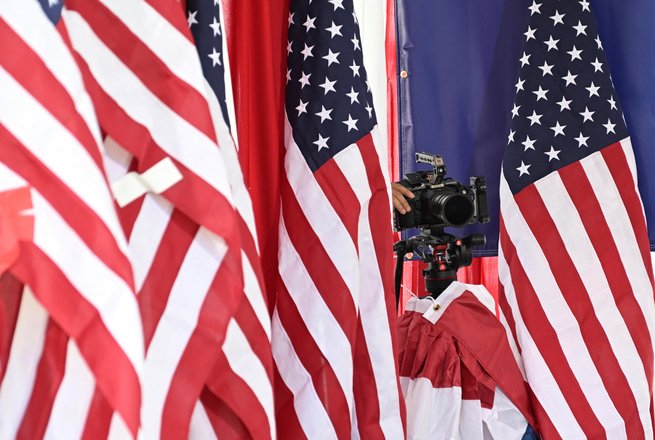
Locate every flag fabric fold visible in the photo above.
<box><xmin>499</xmin><ymin>0</ymin><xmax>655</xmax><ymax>438</ymax></box>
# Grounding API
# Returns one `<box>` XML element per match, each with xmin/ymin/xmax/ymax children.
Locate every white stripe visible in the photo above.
<box><xmin>284</xmin><ymin>117</ymin><xmax>360</xmax><ymax>303</ymax></box>
<box><xmin>140</xmin><ymin>227</ymin><xmax>226</xmax><ymax>440</ymax></box>
<box><xmin>43</xmin><ymin>341</ymin><xmax>96</xmax><ymax>440</ymax></box>
<box><xmin>271</xmin><ymin>310</ymin><xmax>338</xmax><ymax>440</ymax></box>
<box><xmin>402</xmin><ymin>378</ymin><xmax>463</xmax><ymax>440</ymax></box>
<box><xmin>95</xmin><ymin>0</ymin><xmax>207</xmax><ymax>98</ymax></box>
<box><xmin>0</xmin><ymin>0</ymin><xmax>104</xmax><ymax>159</ymax></box>
<box><xmin>500</xmin><ymin>175</ymin><xmax>625</xmax><ymax>438</ymax></box>
<box><xmin>62</xmin><ymin>9</ymin><xmax>233</xmax><ymax>203</ymax></box>
<box><xmin>0</xmin><ymin>66</ymin><xmax>128</xmax><ymax>257</ymax></box>
<box><xmin>107</xmin><ymin>414</ymin><xmax>132</xmax><ymax>440</ymax></box>
<box><xmin>497</xmin><ymin>307</ymin><xmax>526</xmax><ymax>381</ymax></box>
<box><xmin>31</xmin><ymin>191</ymin><xmax>144</xmax><ymax>372</ymax></box>
<box><xmin>222</xmin><ymin>320</ymin><xmax>276</xmax><ymax>439</ymax></box>
<box><xmin>0</xmin><ymin>287</ymin><xmax>49</xmax><ymax>440</ymax></box>
<box><xmin>129</xmin><ymin>195</ymin><xmax>174</xmax><ymax>292</ymax></box>
<box><xmin>582</xmin><ymin>152</ymin><xmax>655</xmax><ymax>349</ymax></box>
<box><xmin>278</xmin><ymin>216</ymin><xmax>354</xmax><ymax>413</ymax></box>
<box><xmin>498</xmin><ymin>245</ymin><xmax>582</xmax><ymax>439</ymax></box>
<box><xmin>334</xmin><ymin>143</ymin><xmax>403</xmax><ymax>439</ymax></box>
<box><xmin>536</xmin><ymin>170</ymin><xmax>652</xmax><ymax>436</ymax></box>
<box><xmin>242</xmin><ymin>250</ymin><xmax>271</xmax><ymax>339</ymax></box>
<box><xmin>189</xmin><ymin>401</ymin><xmax>218</xmax><ymax>440</ymax></box>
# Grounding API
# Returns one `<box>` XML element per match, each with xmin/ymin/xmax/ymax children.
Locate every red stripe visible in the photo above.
<box><xmin>516</xmin><ymin>184</ymin><xmax>643</xmax><ymax>438</ymax></box>
<box><xmin>499</xmin><ymin>217</ymin><xmax>605</xmax><ymax>437</ymax></box>
<box><xmin>69</xmin><ymin>28</ymin><xmax>241</xmax><ymax>249</ymax></box>
<box><xmin>314</xmin><ymin>159</ymin><xmax>360</xmax><ymax>246</ymax></box>
<box><xmin>234</xmin><ymin>300</ymin><xmax>273</xmax><ymax>381</ymax></box>
<box><xmin>385</xmin><ymin>0</ymin><xmax>400</xmax><ymax>182</ymax></box>
<box><xmin>275</xmin><ymin>282</ymin><xmax>351</xmax><ymax>438</ymax></box>
<box><xmin>205</xmin><ymin>350</ymin><xmax>272</xmax><ymax>439</ymax></box>
<box><xmin>116</xmin><ymin>157</ymin><xmax>145</xmax><ymax>240</ymax></box>
<box><xmin>0</xmin><ymin>126</ymin><xmax>134</xmax><ymax>288</ymax></box>
<box><xmin>0</xmin><ymin>273</ymin><xmax>23</xmax><ymax>383</ymax></box>
<box><xmin>145</xmin><ymin>0</ymin><xmax>193</xmax><ymax>43</ymax></box>
<box><xmin>81</xmin><ymin>388</ymin><xmax>113</xmax><ymax>440</ymax></box>
<box><xmin>602</xmin><ymin>142</ymin><xmax>655</xmax><ymax>287</ymax></box>
<box><xmin>16</xmin><ymin>320</ymin><xmax>68</xmax><ymax>440</ymax></box>
<box><xmin>201</xmin><ymin>386</ymin><xmax>250</xmax><ymax>440</ymax></box>
<box><xmin>11</xmin><ymin>244</ymin><xmax>141</xmax><ymax>437</ymax></box>
<box><xmin>65</xmin><ymin>0</ymin><xmax>216</xmax><ymax>143</ymax></box>
<box><xmin>560</xmin><ymin>159</ymin><xmax>653</xmax><ymax>384</ymax></box>
<box><xmin>0</xmin><ymin>20</ymin><xmax>104</xmax><ymax>171</ymax></box>
<box><xmin>160</xmin><ymin>249</ymin><xmax>242</xmax><ymax>439</ymax></box>
<box><xmin>352</xmin><ymin>318</ymin><xmax>384</xmax><ymax>440</ymax></box>
<box><xmin>497</xmin><ymin>283</ymin><xmax>522</xmax><ymax>355</ymax></box>
<box><xmin>138</xmin><ymin>209</ymin><xmax>198</xmax><ymax>348</ymax></box>
<box><xmin>272</xmin><ymin>367</ymin><xmax>306</xmax><ymax>440</ymax></box>
<box><xmin>280</xmin><ymin>175</ymin><xmax>357</xmax><ymax>340</ymax></box>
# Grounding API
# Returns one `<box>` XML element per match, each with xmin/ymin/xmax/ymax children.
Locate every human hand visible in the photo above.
<box><xmin>391</xmin><ymin>182</ymin><xmax>415</xmax><ymax>215</ymax></box>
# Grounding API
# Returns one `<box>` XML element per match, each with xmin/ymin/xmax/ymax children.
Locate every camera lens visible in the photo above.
<box><xmin>430</xmin><ymin>193</ymin><xmax>474</xmax><ymax>227</ymax></box>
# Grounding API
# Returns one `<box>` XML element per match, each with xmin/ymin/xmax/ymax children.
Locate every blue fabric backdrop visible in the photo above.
<box><xmin>396</xmin><ymin>0</ymin><xmax>655</xmax><ymax>254</ymax></box>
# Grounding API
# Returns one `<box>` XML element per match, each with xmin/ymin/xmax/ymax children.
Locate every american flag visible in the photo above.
<box><xmin>275</xmin><ymin>0</ymin><xmax>405</xmax><ymax>438</ymax></box>
<box><xmin>499</xmin><ymin>0</ymin><xmax>655</xmax><ymax>438</ymax></box>
<box><xmin>186</xmin><ymin>0</ymin><xmax>276</xmax><ymax>437</ymax></box>
<box><xmin>0</xmin><ymin>0</ymin><xmax>143</xmax><ymax>438</ymax></box>
<box><xmin>58</xmin><ymin>0</ymin><xmax>248</xmax><ymax>437</ymax></box>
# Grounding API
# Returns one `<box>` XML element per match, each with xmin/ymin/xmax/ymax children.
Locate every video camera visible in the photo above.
<box><xmin>393</xmin><ymin>153</ymin><xmax>490</xmax><ymax>301</ymax></box>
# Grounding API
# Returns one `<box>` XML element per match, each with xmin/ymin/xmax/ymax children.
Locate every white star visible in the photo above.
<box><xmin>301</xmin><ymin>44</ymin><xmax>315</xmax><ymax>60</ymax></box>
<box><xmin>562</xmin><ymin>70</ymin><xmax>578</xmax><ymax>86</ymax></box>
<box><xmin>365</xmin><ymin>103</ymin><xmax>373</xmax><ymax>118</ymax></box>
<box><xmin>557</xmin><ymin>96</ymin><xmax>572</xmax><ymax>111</ymax></box>
<box><xmin>352</xmin><ymin>12</ymin><xmax>358</xmax><ymax>24</ymax></box>
<box><xmin>528</xmin><ymin>1</ymin><xmax>542</xmax><ymax>15</ymax></box>
<box><xmin>351</xmin><ymin>35</ymin><xmax>361</xmax><ymax>51</ymax></box>
<box><xmin>346</xmin><ymin>87</ymin><xmax>359</xmax><ymax>104</ymax></box>
<box><xmin>608</xmin><ymin>95</ymin><xmax>618</xmax><ymax>110</ymax></box>
<box><xmin>322</xmin><ymin>49</ymin><xmax>340</xmax><ymax>66</ymax></box>
<box><xmin>315</xmin><ymin>106</ymin><xmax>333</xmax><ymax>123</ymax></box>
<box><xmin>550</xmin><ymin>121</ymin><xmax>566</xmax><ymax>136</ymax></box>
<box><xmin>539</xmin><ymin>61</ymin><xmax>554</xmax><ymax>76</ymax></box>
<box><xmin>527</xmin><ymin>110</ymin><xmax>543</xmax><ymax>126</ymax></box>
<box><xmin>508</xmin><ymin>130</ymin><xmax>516</xmax><ymax>144</ymax></box>
<box><xmin>550</xmin><ymin>10</ymin><xmax>565</xmax><ymax>25</ymax></box>
<box><xmin>298</xmin><ymin>71</ymin><xmax>311</xmax><ymax>89</ymax></box>
<box><xmin>350</xmin><ymin>60</ymin><xmax>361</xmax><ymax>77</ymax></box>
<box><xmin>544</xmin><ymin>35</ymin><xmax>559</xmax><ymax>51</ymax></box>
<box><xmin>288</xmin><ymin>12</ymin><xmax>295</xmax><ymax>26</ymax></box>
<box><xmin>303</xmin><ymin>15</ymin><xmax>316</xmax><ymax>32</ymax></box>
<box><xmin>575</xmin><ymin>132</ymin><xmax>590</xmax><ymax>147</ymax></box>
<box><xmin>517</xmin><ymin>161</ymin><xmax>531</xmax><ymax>177</ymax></box>
<box><xmin>515</xmin><ymin>78</ymin><xmax>525</xmax><ymax>92</ymax></box>
<box><xmin>343</xmin><ymin>114</ymin><xmax>358</xmax><ymax>132</ymax></box>
<box><xmin>524</xmin><ymin>26</ymin><xmax>537</xmax><ymax>40</ymax></box>
<box><xmin>326</xmin><ymin>21</ymin><xmax>342</xmax><ymax>38</ymax></box>
<box><xmin>511</xmin><ymin>104</ymin><xmax>520</xmax><ymax>119</ymax></box>
<box><xmin>522</xmin><ymin>135</ymin><xmax>536</xmax><ymax>151</ymax></box>
<box><xmin>545</xmin><ymin>146</ymin><xmax>561</xmax><ymax>161</ymax></box>
<box><xmin>207</xmin><ymin>47</ymin><xmax>221</xmax><ymax>66</ymax></box>
<box><xmin>313</xmin><ymin>134</ymin><xmax>330</xmax><ymax>151</ymax></box>
<box><xmin>595</xmin><ymin>35</ymin><xmax>603</xmax><ymax>49</ymax></box>
<box><xmin>329</xmin><ymin>0</ymin><xmax>345</xmax><ymax>11</ymax></box>
<box><xmin>48</xmin><ymin>0</ymin><xmax>58</xmax><ymax>6</ymax></box>
<box><xmin>591</xmin><ymin>58</ymin><xmax>603</xmax><ymax>72</ymax></box>
<box><xmin>295</xmin><ymin>99</ymin><xmax>308</xmax><ymax>116</ymax></box>
<box><xmin>187</xmin><ymin>10</ymin><xmax>198</xmax><ymax>27</ymax></box>
<box><xmin>573</xmin><ymin>21</ymin><xmax>588</xmax><ymax>36</ymax></box>
<box><xmin>319</xmin><ymin>77</ymin><xmax>337</xmax><ymax>95</ymax></box>
<box><xmin>586</xmin><ymin>82</ymin><xmax>600</xmax><ymax>97</ymax></box>
<box><xmin>520</xmin><ymin>52</ymin><xmax>531</xmax><ymax>67</ymax></box>
<box><xmin>287</xmin><ymin>41</ymin><xmax>293</xmax><ymax>54</ymax></box>
<box><xmin>580</xmin><ymin>0</ymin><xmax>591</xmax><ymax>12</ymax></box>
<box><xmin>213</xmin><ymin>0</ymin><xmax>219</xmax><ymax>5</ymax></box>
<box><xmin>286</xmin><ymin>69</ymin><xmax>291</xmax><ymax>83</ymax></box>
<box><xmin>580</xmin><ymin>106</ymin><xmax>595</xmax><ymax>122</ymax></box>
<box><xmin>567</xmin><ymin>46</ymin><xmax>583</xmax><ymax>61</ymax></box>
<box><xmin>209</xmin><ymin>16</ymin><xmax>222</xmax><ymax>36</ymax></box>
<box><xmin>533</xmin><ymin>86</ymin><xmax>548</xmax><ymax>101</ymax></box>
<box><xmin>604</xmin><ymin>118</ymin><xmax>616</xmax><ymax>134</ymax></box>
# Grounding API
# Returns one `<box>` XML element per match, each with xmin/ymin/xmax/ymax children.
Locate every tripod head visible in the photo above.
<box><xmin>394</xmin><ymin>228</ymin><xmax>485</xmax><ymax>300</ymax></box>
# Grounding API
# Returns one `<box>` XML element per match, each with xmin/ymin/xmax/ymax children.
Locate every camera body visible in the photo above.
<box><xmin>393</xmin><ymin>153</ymin><xmax>489</xmax><ymax>231</ymax></box>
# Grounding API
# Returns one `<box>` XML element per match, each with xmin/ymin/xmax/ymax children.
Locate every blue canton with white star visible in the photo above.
<box><xmin>187</xmin><ymin>0</ymin><xmax>231</xmax><ymax>128</ymax></box>
<box><xmin>37</xmin><ymin>0</ymin><xmax>64</xmax><ymax>24</ymax></box>
<box><xmin>504</xmin><ymin>0</ymin><xmax>628</xmax><ymax>194</ymax></box>
<box><xmin>286</xmin><ymin>0</ymin><xmax>377</xmax><ymax>172</ymax></box>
